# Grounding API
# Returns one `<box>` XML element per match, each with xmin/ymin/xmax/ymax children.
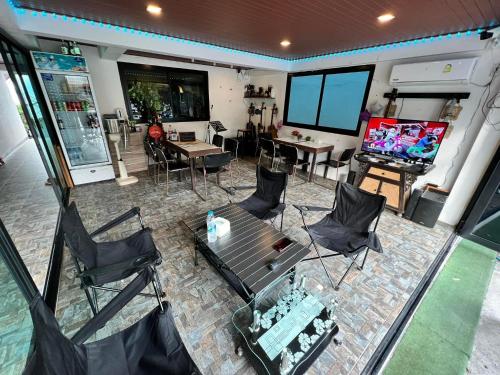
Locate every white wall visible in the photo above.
<box><xmin>249</xmin><ymin>45</ymin><xmax>500</xmax><ymax>225</ymax></box>
<box><xmin>440</xmin><ymin>91</ymin><xmax>500</xmax><ymax>225</ymax></box>
<box><xmin>0</xmin><ymin>73</ymin><xmax>28</xmax><ymax>159</ymax></box>
<box><xmin>38</xmin><ymin>40</ymin><xmax>249</xmax><ymax>140</ymax></box>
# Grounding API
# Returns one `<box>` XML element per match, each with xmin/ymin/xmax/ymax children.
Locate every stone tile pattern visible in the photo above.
<box><xmin>0</xmin><ymin>139</ymin><xmax>61</xmax><ymax>292</ymax></box>
<box><xmin>57</xmin><ymin>158</ymin><xmax>452</xmax><ymax>374</ymax></box>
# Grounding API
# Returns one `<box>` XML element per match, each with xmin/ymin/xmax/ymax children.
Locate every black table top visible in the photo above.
<box><xmin>183</xmin><ymin>204</ymin><xmax>310</xmax><ymax>296</ymax></box>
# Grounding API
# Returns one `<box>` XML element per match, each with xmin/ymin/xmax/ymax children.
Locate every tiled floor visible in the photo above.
<box><xmin>56</xmin><ymin>159</ymin><xmax>452</xmax><ymax>374</ymax></box>
<box><xmin>0</xmin><ymin>139</ymin><xmax>60</xmax><ymax>292</ymax></box>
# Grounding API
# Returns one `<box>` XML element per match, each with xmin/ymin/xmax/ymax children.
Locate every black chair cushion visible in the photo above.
<box><xmin>319</xmin><ymin>160</ymin><xmax>347</xmax><ymax>168</ymax></box>
<box><xmin>24</xmin><ymin>295</ymin><xmax>201</xmax><ymax>375</ymax></box>
<box><xmin>305</xmin><ymin>216</ymin><xmax>382</xmax><ymax>255</ymax></box>
<box><xmin>238</xmin><ymin>195</ymin><xmax>281</xmax><ymax>220</ymax></box>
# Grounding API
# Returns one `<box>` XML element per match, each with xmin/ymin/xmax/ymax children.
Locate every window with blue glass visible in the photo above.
<box><xmin>283</xmin><ymin>65</ymin><xmax>374</xmax><ymax>136</ymax></box>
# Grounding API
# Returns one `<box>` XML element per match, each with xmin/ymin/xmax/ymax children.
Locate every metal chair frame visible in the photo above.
<box><xmin>155</xmin><ymin>147</ymin><xmax>190</xmax><ymax>195</ymax></box>
<box><xmin>258</xmin><ymin>138</ymin><xmax>280</xmax><ymax>170</ymax></box>
<box><xmin>64</xmin><ymin>207</ymin><xmax>165</xmax><ymax>315</ymax></box>
<box><xmin>315</xmin><ymin>147</ymin><xmax>356</xmax><ymax>182</ymax></box>
<box><xmin>295</xmin><ymin>184</ymin><xmax>385</xmax><ymax>290</ymax></box>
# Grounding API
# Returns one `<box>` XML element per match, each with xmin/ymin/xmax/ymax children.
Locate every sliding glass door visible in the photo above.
<box><xmin>458</xmin><ymin>147</ymin><xmax>500</xmax><ymax>251</ymax></box>
<box><xmin>0</xmin><ymin>220</ymin><xmax>38</xmax><ymax>374</ymax></box>
<box><xmin>0</xmin><ymin>34</ymin><xmax>67</xmax><ymax>203</ymax></box>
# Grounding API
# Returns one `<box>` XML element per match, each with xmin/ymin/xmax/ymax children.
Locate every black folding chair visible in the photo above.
<box><xmin>24</xmin><ymin>281</ymin><xmax>201</xmax><ymax>375</ymax></box>
<box><xmin>155</xmin><ymin>147</ymin><xmax>190</xmax><ymax>195</ymax></box>
<box><xmin>197</xmin><ymin>151</ymin><xmax>234</xmax><ymax>198</ymax></box>
<box><xmin>316</xmin><ymin>147</ymin><xmax>356</xmax><ymax>181</ymax></box>
<box><xmin>238</xmin><ymin>165</ymin><xmax>288</xmax><ymax>231</ymax></box>
<box><xmin>294</xmin><ymin>182</ymin><xmax>386</xmax><ymax>290</ymax></box>
<box><xmin>212</xmin><ymin>134</ymin><xmax>224</xmax><ymax>148</ymax></box>
<box><xmin>278</xmin><ymin>143</ymin><xmax>310</xmax><ymax>183</ymax></box>
<box><xmin>257</xmin><ymin>138</ymin><xmax>280</xmax><ymax>170</ymax></box>
<box><xmin>61</xmin><ymin>202</ymin><xmax>165</xmax><ymax>316</ymax></box>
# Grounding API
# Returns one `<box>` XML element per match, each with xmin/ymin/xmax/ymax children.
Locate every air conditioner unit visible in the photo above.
<box><xmin>389</xmin><ymin>58</ymin><xmax>477</xmax><ymax>86</ymax></box>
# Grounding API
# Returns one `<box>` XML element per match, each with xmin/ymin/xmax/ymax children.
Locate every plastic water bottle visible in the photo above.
<box><xmin>207</xmin><ymin>210</ymin><xmax>217</xmax><ymax>243</ymax></box>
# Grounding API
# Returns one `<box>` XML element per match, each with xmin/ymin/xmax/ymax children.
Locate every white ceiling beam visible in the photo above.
<box><xmin>98</xmin><ymin>46</ymin><xmax>126</xmax><ymax>60</ymax></box>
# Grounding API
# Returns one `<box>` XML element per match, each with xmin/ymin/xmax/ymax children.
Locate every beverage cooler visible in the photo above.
<box><xmin>31</xmin><ymin>51</ymin><xmax>114</xmax><ymax>185</ymax></box>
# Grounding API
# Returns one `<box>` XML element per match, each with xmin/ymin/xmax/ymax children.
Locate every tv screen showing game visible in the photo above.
<box><xmin>361</xmin><ymin>117</ymin><xmax>448</xmax><ymax>163</ymax></box>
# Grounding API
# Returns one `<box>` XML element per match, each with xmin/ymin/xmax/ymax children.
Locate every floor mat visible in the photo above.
<box><xmin>383</xmin><ymin>238</ymin><xmax>497</xmax><ymax>375</ymax></box>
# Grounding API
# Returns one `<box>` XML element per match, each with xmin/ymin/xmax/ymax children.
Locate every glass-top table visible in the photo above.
<box><xmin>232</xmin><ymin>270</ymin><xmax>340</xmax><ymax>375</ymax></box>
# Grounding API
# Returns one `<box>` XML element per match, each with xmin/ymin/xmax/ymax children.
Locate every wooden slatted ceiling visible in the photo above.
<box><xmin>16</xmin><ymin>0</ymin><xmax>500</xmax><ymax>58</ymax></box>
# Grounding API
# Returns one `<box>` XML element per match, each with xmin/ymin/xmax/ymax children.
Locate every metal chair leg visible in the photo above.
<box><xmin>335</xmin><ymin>253</ymin><xmax>361</xmax><ymax>290</ymax></box>
<box><xmin>166</xmin><ymin>165</ymin><xmax>169</xmax><ymax>196</ymax></box>
<box><xmin>310</xmin><ymin>241</ymin><xmax>335</xmax><ymax>289</ymax></box>
<box><xmin>152</xmin><ymin>265</ymin><xmax>165</xmax><ymax>298</ymax></box>
<box><xmin>92</xmin><ymin>287</ymin><xmax>99</xmax><ymax>313</ymax></box>
<box><xmin>258</xmin><ymin>149</ymin><xmax>263</xmax><ymax>166</ymax></box>
<box><xmin>358</xmin><ymin>248</ymin><xmax>369</xmax><ymax>270</ymax></box>
<box><xmin>84</xmin><ymin>286</ymin><xmax>98</xmax><ymax>316</ymax></box>
<box><xmin>151</xmin><ymin>274</ymin><xmax>164</xmax><ymax>313</ymax></box>
<box><xmin>203</xmin><ymin>168</ymin><xmax>208</xmax><ymax>198</ymax></box>
<box><xmin>280</xmin><ymin>213</ymin><xmax>284</xmax><ymax>232</ymax></box>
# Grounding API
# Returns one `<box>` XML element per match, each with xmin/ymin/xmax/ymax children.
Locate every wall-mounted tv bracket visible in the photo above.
<box><xmin>382</xmin><ymin>88</ymin><xmax>470</xmax><ymax>117</ymax></box>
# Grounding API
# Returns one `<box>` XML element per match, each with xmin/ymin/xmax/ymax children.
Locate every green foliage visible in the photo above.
<box><xmin>128</xmin><ymin>81</ymin><xmax>163</xmax><ymax>118</ymax></box>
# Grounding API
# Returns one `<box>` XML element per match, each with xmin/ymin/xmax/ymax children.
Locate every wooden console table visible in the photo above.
<box><xmin>354</xmin><ymin>153</ymin><xmax>434</xmax><ymax>215</ymax></box>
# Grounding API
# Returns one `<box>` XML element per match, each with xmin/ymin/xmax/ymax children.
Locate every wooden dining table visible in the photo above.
<box><xmin>273</xmin><ymin>137</ymin><xmax>335</xmax><ymax>182</ymax></box>
<box><xmin>164</xmin><ymin>139</ymin><xmax>221</xmax><ymax>198</ymax></box>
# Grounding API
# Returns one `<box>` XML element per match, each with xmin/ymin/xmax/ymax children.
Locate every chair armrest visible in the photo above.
<box><xmin>72</xmin><ymin>267</ymin><xmax>154</xmax><ymax>344</ymax></box>
<box><xmin>90</xmin><ymin>207</ymin><xmax>143</xmax><ymax>237</ymax></box>
<box><xmin>79</xmin><ymin>252</ymin><xmax>159</xmax><ymax>286</ymax></box>
<box><xmin>293</xmin><ymin>204</ymin><xmax>334</xmax><ymax>213</ymax></box>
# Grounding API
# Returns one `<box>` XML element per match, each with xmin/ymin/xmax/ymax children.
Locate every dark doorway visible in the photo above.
<box><xmin>457</xmin><ymin>146</ymin><xmax>500</xmax><ymax>252</ymax></box>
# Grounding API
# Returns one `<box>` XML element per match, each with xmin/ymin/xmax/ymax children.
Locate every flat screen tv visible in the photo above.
<box><xmin>361</xmin><ymin>117</ymin><xmax>448</xmax><ymax>164</ymax></box>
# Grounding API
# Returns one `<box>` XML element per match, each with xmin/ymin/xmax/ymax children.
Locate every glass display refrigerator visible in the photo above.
<box><xmin>31</xmin><ymin>51</ymin><xmax>114</xmax><ymax>185</ymax></box>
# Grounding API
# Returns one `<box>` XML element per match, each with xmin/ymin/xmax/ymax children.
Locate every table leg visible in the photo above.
<box><xmin>308</xmin><ymin>153</ymin><xmax>317</xmax><ymax>182</ymax></box>
<box><xmin>194</xmin><ymin>237</ymin><xmax>199</xmax><ymax>266</ymax></box>
<box><xmin>189</xmin><ymin>157</ymin><xmax>196</xmax><ymax>190</ymax></box>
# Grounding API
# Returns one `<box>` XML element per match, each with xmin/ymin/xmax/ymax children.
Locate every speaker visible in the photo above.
<box><xmin>410</xmin><ymin>191</ymin><xmax>448</xmax><ymax>228</ymax></box>
<box><xmin>404</xmin><ymin>188</ymin><xmax>424</xmax><ymax>220</ymax></box>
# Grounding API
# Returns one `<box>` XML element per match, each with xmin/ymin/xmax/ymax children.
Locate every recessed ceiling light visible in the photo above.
<box><xmin>378</xmin><ymin>13</ymin><xmax>395</xmax><ymax>23</ymax></box>
<box><xmin>146</xmin><ymin>4</ymin><xmax>162</xmax><ymax>15</ymax></box>
<box><xmin>280</xmin><ymin>40</ymin><xmax>291</xmax><ymax>47</ymax></box>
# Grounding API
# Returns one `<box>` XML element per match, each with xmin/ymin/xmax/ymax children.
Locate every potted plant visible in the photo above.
<box><xmin>291</xmin><ymin>129</ymin><xmax>302</xmax><ymax>141</ymax></box>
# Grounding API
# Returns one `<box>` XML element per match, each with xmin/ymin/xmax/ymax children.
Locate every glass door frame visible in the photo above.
<box><xmin>0</xmin><ymin>29</ymin><xmax>69</xmax><ymax>205</ymax></box>
<box><xmin>457</xmin><ymin>146</ymin><xmax>500</xmax><ymax>252</ymax></box>
<box><xmin>0</xmin><ymin>27</ymin><xmax>67</xmax><ymax>310</ymax></box>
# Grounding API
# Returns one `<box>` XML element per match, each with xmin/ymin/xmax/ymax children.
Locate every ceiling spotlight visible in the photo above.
<box><xmin>280</xmin><ymin>40</ymin><xmax>291</xmax><ymax>47</ymax></box>
<box><xmin>146</xmin><ymin>4</ymin><xmax>162</xmax><ymax>15</ymax></box>
<box><xmin>377</xmin><ymin>13</ymin><xmax>395</xmax><ymax>23</ymax></box>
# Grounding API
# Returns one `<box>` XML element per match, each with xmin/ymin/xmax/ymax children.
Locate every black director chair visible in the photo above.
<box><xmin>61</xmin><ymin>202</ymin><xmax>165</xmax><ymax>316</ymax></box>
<box><xmin>24</xmin><ymin>280</ymin><xmax>201</xmax><ymax>375</ymax></box>
<box><xmin>238</xmin><ymin>165</ymin><xmax>288</xmax><ymax>231</ymax></box>
<box><xmin>294</xmin><ymin>182</ymin><xmax>386</xmax><ymax>290</ymax></box>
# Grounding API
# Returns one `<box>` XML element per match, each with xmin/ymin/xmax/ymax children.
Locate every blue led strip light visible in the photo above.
<box><xmin>11</xmin><ymin>4</ymin><xmax>486</xmax><ymax>63</ymax></box>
